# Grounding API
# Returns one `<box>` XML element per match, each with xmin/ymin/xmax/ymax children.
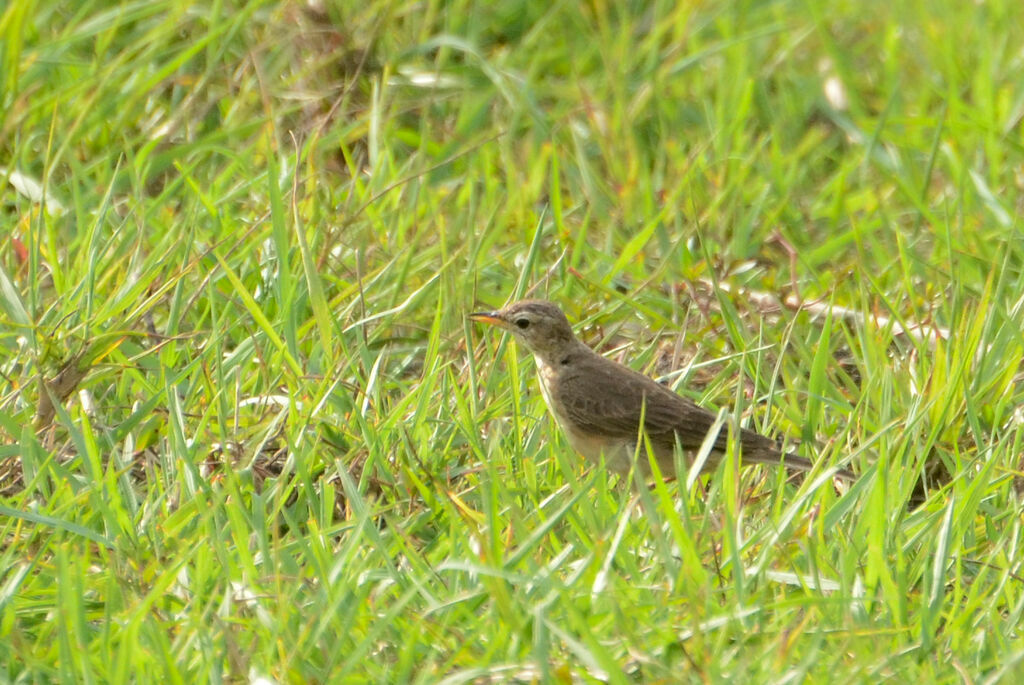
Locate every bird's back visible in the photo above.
<box><xmin>551</xmin><ymin>346</ymin><xmax>813</xmax><ymax>474</ymax></box>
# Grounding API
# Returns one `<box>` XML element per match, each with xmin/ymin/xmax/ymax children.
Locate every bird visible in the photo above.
<box><xmin>470</xmin><ymin>299</ymin><xmax>855</xmax><ymax>481</ymax></box>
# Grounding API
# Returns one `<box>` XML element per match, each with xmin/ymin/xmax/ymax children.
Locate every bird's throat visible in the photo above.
<box><xmin>534</xmin><ymin>356</ymin><xmax>558</xmax><ymax>416</ymax></box>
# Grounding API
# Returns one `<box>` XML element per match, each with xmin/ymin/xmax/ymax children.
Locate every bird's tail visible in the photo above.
<box><xmin>742</xmin><ymin>444</ymin><xmax>856</xmax><ymax>482</ymax></box>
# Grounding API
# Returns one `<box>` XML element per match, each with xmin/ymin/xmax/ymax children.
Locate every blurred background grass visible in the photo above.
<box><xmin>2</xmin><ymin>0</ymin><xmax>1024</xmax><ymax>681</ymax></box>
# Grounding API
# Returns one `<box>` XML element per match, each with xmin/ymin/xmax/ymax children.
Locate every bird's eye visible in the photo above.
<box><xmin>514</xmin><ymin>318</ymin><xmax>530</xmax><ymax>329</ymax></box>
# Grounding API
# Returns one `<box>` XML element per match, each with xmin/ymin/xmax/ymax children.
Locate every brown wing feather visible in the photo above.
<box><xmin>555</xmin><ymin>353</ymin><xmax>729</xmax><ymax>453</ymax></box>
<box><xmin>553</xmin><ymin>350</ymin><xmax>855</xmax><ymax>480</ymax></box>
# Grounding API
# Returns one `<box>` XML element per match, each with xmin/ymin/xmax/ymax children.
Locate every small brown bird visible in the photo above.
<box><xmin>470</xmin><ymin>299</ymin><xmax>855</xmax><ymax>481</ymax></box>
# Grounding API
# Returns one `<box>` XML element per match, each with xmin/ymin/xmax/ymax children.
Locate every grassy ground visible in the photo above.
<box><xmin>3</xmin><ymin>0</ymin><xmax>1024</xmax><ymax>681</ymax></box>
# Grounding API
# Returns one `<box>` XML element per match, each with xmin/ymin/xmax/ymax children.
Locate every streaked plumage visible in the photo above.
<box><xmin>471</xmin><ymin>299</ymin><xmax>854</xmax><ymax>480</ymax></box>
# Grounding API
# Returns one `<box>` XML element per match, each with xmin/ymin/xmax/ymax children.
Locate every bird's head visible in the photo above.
<box><xmin>470</xmin><ymin>299</ymin><xmax>578</xmax><ymax>361</ymax></box>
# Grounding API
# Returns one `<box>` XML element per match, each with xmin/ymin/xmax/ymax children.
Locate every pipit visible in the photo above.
<box><xmin>470</xmin><ymin>299</ymin><xmax>855</xmax><ymax>481</ymax></box>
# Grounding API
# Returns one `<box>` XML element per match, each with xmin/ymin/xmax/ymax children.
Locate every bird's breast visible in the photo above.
<box><xmin>534</xmin><ymin>357</ymin><xmax>561</xmax><ymax>420</ymax></box>
<box><xmin>534</xmin><ymin>357</ymin><xmax>632</xmax><ymax>469</ymax></box>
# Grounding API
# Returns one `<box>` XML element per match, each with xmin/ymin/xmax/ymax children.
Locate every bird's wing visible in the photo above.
<box><xmin>555</xmin><ymin>355</ymin><xmax>728</xmax><ymax>452</ymax></box>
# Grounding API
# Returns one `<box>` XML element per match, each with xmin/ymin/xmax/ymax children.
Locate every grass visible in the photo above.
<box><xmin>2</xmin><ymin>0</ymin><xmax>1024</xmax><ymax>681</ymax></box>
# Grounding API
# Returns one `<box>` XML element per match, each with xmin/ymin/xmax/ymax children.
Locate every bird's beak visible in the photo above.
<box><xmin>469</xmin><ymin>310</ymin><xmax>508</xmax><ymax>329</ymax></box>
